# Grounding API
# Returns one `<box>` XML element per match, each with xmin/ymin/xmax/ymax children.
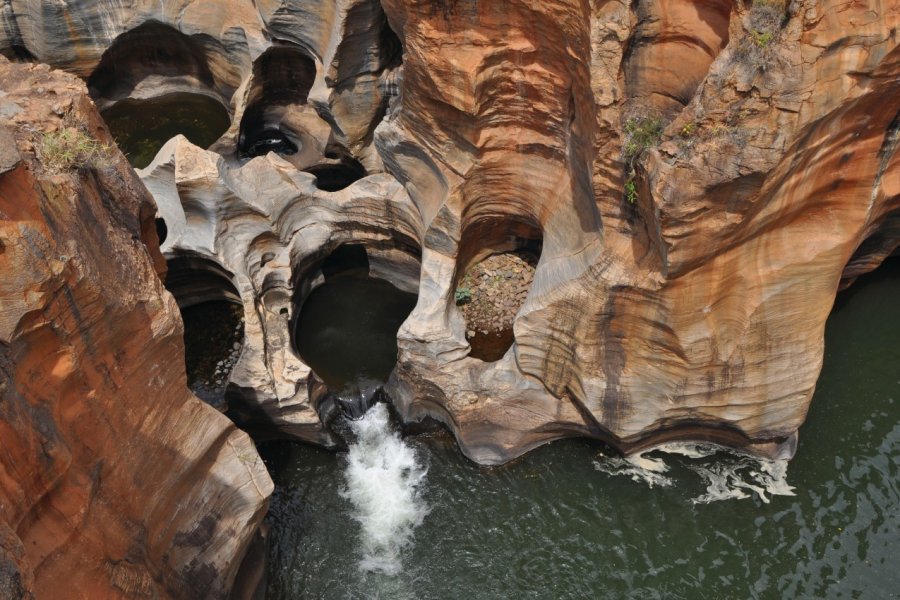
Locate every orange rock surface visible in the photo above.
<box><xmin>0</xmin><ymin>61</ymin><xmax>271</xmax><ymax>599</ymax></box>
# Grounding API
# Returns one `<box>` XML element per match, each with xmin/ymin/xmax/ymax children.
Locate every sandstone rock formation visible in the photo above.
<box><xmin>0</xmin><ymin>61</ymin><xmax>271</xmax><ymax>599</ymax></box>
<box><xmin>2</xmin><ymin>0</ymin><xmax>899</xmax><ymax>470</ymax></box>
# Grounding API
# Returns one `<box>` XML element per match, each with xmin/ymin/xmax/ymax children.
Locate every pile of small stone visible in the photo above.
<box><xmin>185</xmin><ymin>304</ymin><xmax>245</xmax><ymax>408</ymax></box>
<box><xmin>210</xmin><ymin>323</ymin><xmax>244</xmax><ymax>388</ymax></box>
<box><xmin>456</xmin><ymin>251</ymin><xmax>536</xmax><ymax>337</ymax></box>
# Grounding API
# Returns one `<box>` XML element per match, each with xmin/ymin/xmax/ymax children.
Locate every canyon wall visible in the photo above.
<box><xmin>1</xmin><ymin>0</ymin><xmax>898</xmax><ymax>594</ymax></box>
<box><xmin>0</xmin><ymin>62</ymin><xmax>271</xmax><ymax>599</ymax></box>
<box><xmin>3</xmin><ymin>1</ymin><xmax>896</xmax><ymax>466</ymax></box>
<box><xmin>1</xmin><ymin>4</ymin><xmax>899</xmax><ymax>596</ymax></box>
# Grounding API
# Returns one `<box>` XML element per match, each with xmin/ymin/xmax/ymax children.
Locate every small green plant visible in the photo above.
<box><xmin>37</xmin><ymin>118</ymin><xmax>113</xmax><ymax>174</ymax></box>
<box><xmin>679</xmin><ymin>122</ymin><xmax>697</xmax><ymax>138</ymax></box>
<box><xmin>734</xmin><ymin>0</ymin><xmax>786</xmax><ymax>69</ymax></box>
<box><xmin>621</xmin><ymin>114</ymin><xmax>665</xmax><ymax>206</ymax></box>
<box><xmin>454</xmin><ymin>286</ymin><xmax>473</xmax><ymax>305</ymax></box>
<box><xmin>624</xmin><ymin>179</ymin><xmax>638</xmax><ymax>204</ymax></box>
<box><xmin>623</xmin><ymin>116</ymin><xmax>665</xmax><ymax>162</ymax></box>
<box><xmin>750</xmin><ymin>29</ymin><xmax>773</xmax><ymax>47</ymax></box>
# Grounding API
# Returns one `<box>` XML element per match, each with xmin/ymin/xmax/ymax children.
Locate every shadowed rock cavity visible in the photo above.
<box><xmin>0</xmin><ymin>44</ymin><xmax>34</xmax><ymax>61</ymax></box>
<box><xmin>291</xmin><ymin>242</ymin><xmax>421</xmax><ymax>421</ymax></box>
<box><xmin>238</xmin><ymin>45</ymin><xmax>316</xmax><ymax>161</ymax></box>
<box><xmin>87</xmin><ymin>22</ymin><xmax>234</xmax><ymax>167</ymax></box>
<box><xmin>456</xmin><ymin>217</ymin><xmax>543</xmax><ymax>362</ymax></box>
<box><xmin>304</xmin><ymin>161</ymin><xmax>368</xmax><ymax>192</ymax></box>
<box><xmin>164</xmin><ymin>255</ymin><xmax>246</xmax><ymax>410</ymax></box>
<box><xmin>87</xmin><ymin>21</ymin><xmax>235</xmax><ymax>103</ymax></box>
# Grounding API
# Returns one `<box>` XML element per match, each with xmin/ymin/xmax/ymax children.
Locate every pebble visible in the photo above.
<box><xmin>459</xmin><ymin>250</ymin><xmax>537</xmax><ymax>335</ymax></box>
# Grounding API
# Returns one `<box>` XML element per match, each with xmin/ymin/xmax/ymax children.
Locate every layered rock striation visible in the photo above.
<box><xmin>0</xmin><ymin>61</ymin><xmax>271</xmax><ymax>599</ymax></box>
<box><xmin>2</xmin><ymin>0</ymin><xmax>899</xmax><ymax>468</ymax></box>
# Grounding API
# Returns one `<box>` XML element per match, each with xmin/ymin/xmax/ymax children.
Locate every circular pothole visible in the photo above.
<box><xmin>456</xmin><ymin>250</ymin><xmax>537</xmax><ymax>361</ymax></box>
<box><xmin>239</xmin><ymin>128</ymin><xmax>298</xmax><ymax>159</ymax></box>
<box><xmin>101</xmin><ymin>92</ymin><xmax>230</xmax><ymax>168</ymax></box>
<box><xmin>291</xmin><ymin>245</ymin><xmax>417</xmax><ymax>417</ymax></box>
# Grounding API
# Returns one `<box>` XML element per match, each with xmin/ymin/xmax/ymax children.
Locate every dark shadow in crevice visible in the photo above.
<box><xmin>155</xmin><ymin>217</ymin><xmax>168</xmax><ymax>246</ymax></box>
<box><xmin>165</xmin><ymin>254</ymin><xmax>244</xmax><ymax>410</ymax></box>
<box><xmin>379</xmin><ymin>16</ymin><xmax>403</xmax><ymax>70</ymax></box>
<box><xmin>87</xmin><ymin>21</ymin><xmax>219</xmax><ymax>101</ymax></box>
<box><xmin>0</xmin><ymin>44</ymin><xmax>35</xmax><ymax>61</ymax></box>
<box><xmin>304</xmin><ymin>160</ymin><xmax>367</xmax><ymax>192</ymax></box>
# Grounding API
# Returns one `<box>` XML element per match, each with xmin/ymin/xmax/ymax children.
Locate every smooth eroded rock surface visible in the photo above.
<box><xmin>2</xmin><ymin>0</ymin><xmax>899</xmax><ymax>466</ymax></box>
<box><xmin>0</xmin><ymin>61</ymin><xmax>272</xmax><ymax>599</ymax></box>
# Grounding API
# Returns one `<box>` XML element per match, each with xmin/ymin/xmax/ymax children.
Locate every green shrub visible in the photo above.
<box><xmin>454</xmin><ymin>287</ymin><xmax>473</xmax><ymax>305</ymax></box>
<box><xmin>734</xmin><ymin>0</ymin><xmax>786</xmax><ymax>69</ymax></box>
<box><xmin>624</xmin><ymin>179</ymin><xmax>638</xmax><ymax>204</ymax></box>
<box><xmin>37</xmin><ymin>126</ymin><xmax>113</xmax><ymax>174</ymax></box>
<box><xmin>621</xmin><ymin>114</ymin><xmax>665</xmax><ymax>206</ymax></box>
<box><xmin>623</xmin><ymin>116</ymin><xmax>665</xmax><ymax>162</ymax></box>
<box><xmin>750</xmin><ymin>29</ymin><xmax>774</xmax><ymax>47</ymax></box>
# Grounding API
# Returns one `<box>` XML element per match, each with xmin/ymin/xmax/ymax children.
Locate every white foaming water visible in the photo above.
<box><xmin>593</xmin><ymin>452</ymin><xmax>675</xmax><ymax>488</ymax></box>
<box><xmin>340</xmin><ymin>403</ymin><xmax>428</xmax><ymax>575</ymax></box>
<box><xmin>593</xmin><ymin>442</ymin><xmax>795</xmax><ymax>503</ymax></box>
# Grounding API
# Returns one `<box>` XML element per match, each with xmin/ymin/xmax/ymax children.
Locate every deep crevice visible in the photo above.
<box><xmin>0</xmin><ymin>44</ymin><xmax>34</xmax><ymax>61</ymax></box>
<box><xmin>164</xmin><ymin>254</ymin><xmax>244</xmax><ymax>410</ymax></box>
<box><xmin>155</xmin><ymin>217</ymin><xmax>168</xmax><ymax>246</ymax></box>
<box><xmin>379</xmin><ymin>16</ymin><xmax>403</xmax><ymax>70</ymax></box>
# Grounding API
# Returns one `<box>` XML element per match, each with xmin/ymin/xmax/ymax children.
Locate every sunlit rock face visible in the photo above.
<box><xmin>2</xmin><ymin>0</ymin><xmax>899</xmax><ymax>468</ymax></box>
<box><xmin>0</xmin><ymin>62</ymin><xmax>272</xmax><ymax>599</ymax></box>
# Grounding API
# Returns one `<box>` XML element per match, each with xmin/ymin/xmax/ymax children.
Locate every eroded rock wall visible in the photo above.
<box><xmin>0</xmin><ymin>61</ymin><xmax>271</xmax><ymax>599</ymax></box>
<box><xmin>1</xmin><ymin>0</ymin><xmax>898</xmax><ymax>470</ymax></box>
<box><xmin>380</xmin><ymin>0</ymin><xmax>900</xmax><ymax>461</ymax></box>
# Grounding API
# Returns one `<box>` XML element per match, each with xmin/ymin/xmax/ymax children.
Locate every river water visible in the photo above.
<box><xmin>261</xmin><ymin>259</ymin><xmax>899</xmax><ymax>599</ymax></box>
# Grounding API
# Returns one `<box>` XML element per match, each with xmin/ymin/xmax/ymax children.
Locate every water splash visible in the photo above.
<box><xmin>593</xmin><ymin>452</ymin><xmax>675</xmax><ymax>488</ymax></box>
<box><xmin>340</xmin><ymin>403</ymin><xmax>428</xmax><ymax>575</ymax></box>
<box><xmin>593</xmin><ymin>442</ymin><xmax>795</xmax><ymax>503</ymax></box>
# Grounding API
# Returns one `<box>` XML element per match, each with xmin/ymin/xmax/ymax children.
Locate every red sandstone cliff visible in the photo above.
<box><xmin>0</xmin><ymin>60</ymin><xmax>271</xmax><ymax>599</ymax></box>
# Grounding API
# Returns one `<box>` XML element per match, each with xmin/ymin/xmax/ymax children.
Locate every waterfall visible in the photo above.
<box><xmin>340</xmin><ymin>403</ymin><xmax>428</xmax><ymax>575</ymax></box>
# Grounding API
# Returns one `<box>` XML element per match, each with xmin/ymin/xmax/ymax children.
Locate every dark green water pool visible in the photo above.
<box><xmin>293</xmin><ymin>272</ymin><xmax>417</xmax><ymax>398</ymax></box>
<box><xmin>262</xmin><ymin>259</ymin><xmax>899</xmax><ymax>599</ymax></box>
<box><xmin>101</xmin><ymin>92</ymin><xmax>230</xmax><ymax>168</ymax></box>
